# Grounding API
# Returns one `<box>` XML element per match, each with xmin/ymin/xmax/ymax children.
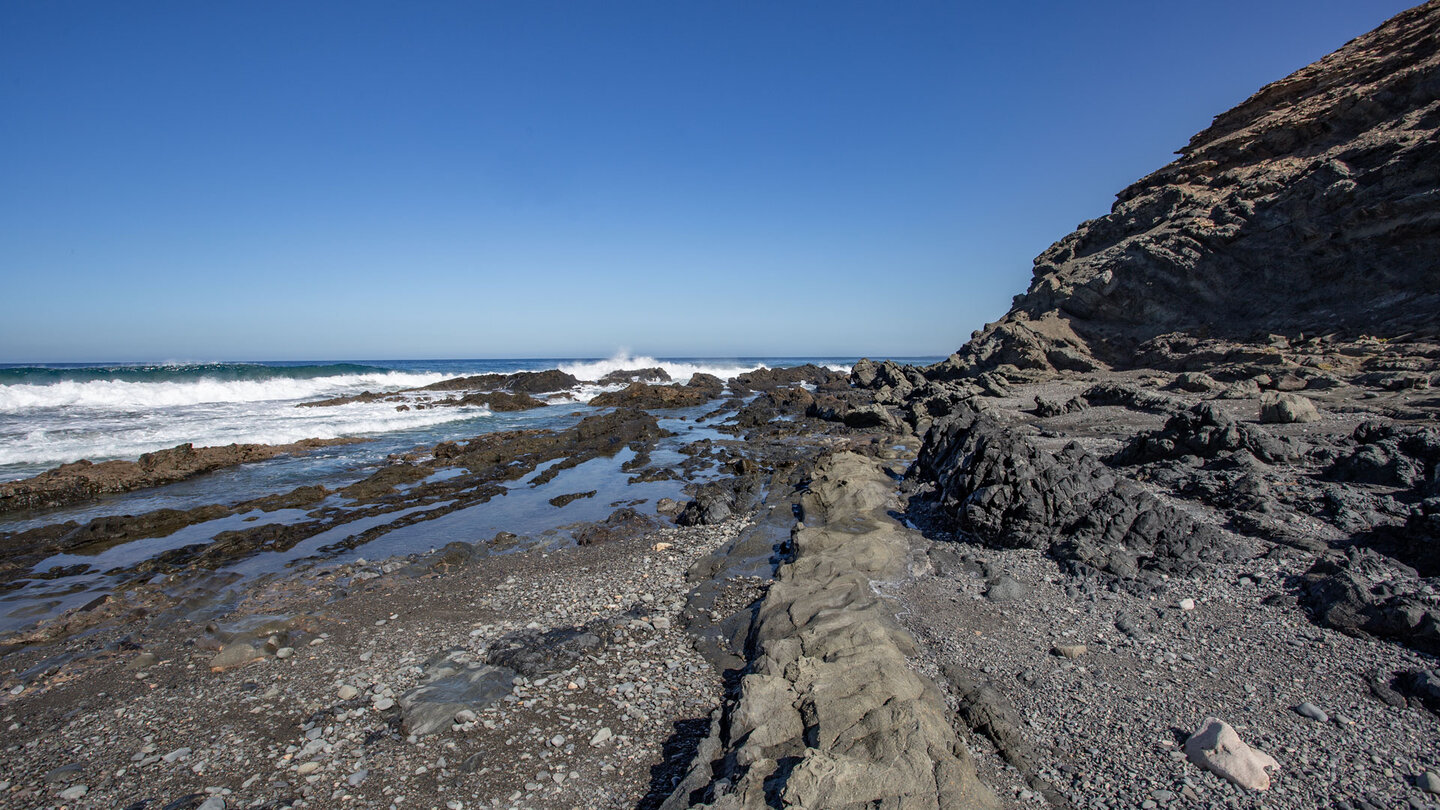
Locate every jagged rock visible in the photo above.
<box><xmin>500</xmin><ymin>370</ymin><xmax>581</xmax><ymax>393</ymax></box>
<box><xmin>730</xmin><ymin>364</ymin><xmax>841</xmax><ymax>393</ymax></box>
<box><xmin>598</xmin><ymin>367</ymin><xmax>671</xmax><ymax>384</ymax></box>
<box><xmin>589</xmin><ymin>381</ymin><xmax>718</xmax><ymax>410</ymax></box>
<box><xmin>1081</xmin><ymin>383</ymin><xmax>1183</xmax><ymax>413</ymax></box>
<box><xmin>1259</xmin><ymin>392</ymin><xmax>1320</xmax><ymax>424</ymax></box>
<box><xmin>1298</xmin><ymin>547</ymin><xmax>1440</xmax><ymax>655</ymax></box>
<box><xmin>572</xmin><ymin>507</ymin><xmax>656</xmax><ymax>545</ymax></box>
<box><xmin>1175</xmin><ymin>372</ymin><xmax>1220</xmax><ymax>392</ymax></box>
<box><xmin>1034</xmin><ymin>394</ymin><xmax>1087</xmax><ymax>417</ymax></box>
<box><xmin>918</xmin><ymin>414</ymin><xmax>1233</xmax><ymax>582</ymax></box>
<box><xmin>1184</xmin><ymin>717</ymin><xmax>1280</xmax><ymax>791</ymax></box>
<box><xmin>930</xmin><ymin>3</ymin><xmax>1440</xmax><ymax>378</ymax></box>
<box><xmin>1112</xmin><ymin>403</ymin><xmax>1297</xmax><ymax>465</ymax></box>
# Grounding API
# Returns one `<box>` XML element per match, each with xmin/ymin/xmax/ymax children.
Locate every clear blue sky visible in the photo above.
<box><xmin>0</xmin><ymin>1</ymin><xmax>1416</xmax><ymax>362</ymax></box>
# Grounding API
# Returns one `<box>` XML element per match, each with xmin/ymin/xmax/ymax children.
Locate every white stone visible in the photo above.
<box><xmin>1179</xmin><ymin>598</ymin><xmax>1196</xmax><ymax>611</ymax></box>
<box><xmin>1184</xmin><ymin>717</ymin><xmax>1279</xmax><ymax>790</ymax></box>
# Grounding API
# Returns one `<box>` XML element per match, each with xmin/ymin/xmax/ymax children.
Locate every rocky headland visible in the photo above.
<box><xmin>3</xmin><ymin>3</ymin><xmax>1440</xmax><ymax>810</ymax></box>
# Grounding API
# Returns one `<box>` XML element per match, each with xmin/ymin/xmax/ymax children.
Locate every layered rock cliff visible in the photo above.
<box><xmin>934</xmin><ymin>0</ymin><xmax>1440</xmax><ymax>378</ymax></box>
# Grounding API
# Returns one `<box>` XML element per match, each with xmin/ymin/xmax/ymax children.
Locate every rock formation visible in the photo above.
<box><xmin>933</xmin><ymin>0</ymin><xmax>1440</xmax><ymax>378</ymax></box>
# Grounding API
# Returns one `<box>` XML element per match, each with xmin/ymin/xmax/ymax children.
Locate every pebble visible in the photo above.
<box><xmin>297</xmin><ymin>761</ymin><xmax>320</xmax><ymax>775</ymax></box>
<box><xmin>374</xmin><ymin>697</ymin><xmax>395</xmax><ymax>711</ymax></box>
<box><xmin>198</xmin><ymin>798</ymin><xmax>225</xmax><ymax>810</ymax></box>
<box><xmin>1052</xmin><ymin>644</ymin><xmax>1087</xmax><ymax>658</ymax></box>
<box><xmin>59</xmin><ymin>785</ymin><xmax>88</xmax><ymax>800</ymax></box>
<box><xmin>1179</xmin><ymin>598</ymin><xmax>1196</xmax><ymax>611</ymax></box>
<box><xmin>1295</xmin><ymin>702</ymin><xmax>1329</xmax><ymax>722</ymax></box>
<box><xmin>338</xmin><ymin>684</ymin><xmax>360</xmax><ymax>701</ymax></box>
<box><xmin>275</xmin><ymin>647</ymin><xmax>295</xmax><ymax>659</ymax></box>
<box><xmin>589</xmin><ymin>727</ymin><xmax>613</xmax><ymax>746</ymax></box>
<box><xmin>347</xmin><ymin>768</ymin><xmax>369</xmax><ymax>786</ymax></box>
<box><xmin>1419</xmin><ymin>771</ymin><xmax>1440</xmax><ymax>794</ymax></box>
<box><xmin>162</xmin><ymin>746</ymin><xmax>191</xmax><ymax>763</ymax></box>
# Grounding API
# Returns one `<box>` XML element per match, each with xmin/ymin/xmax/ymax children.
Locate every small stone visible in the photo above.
<box><xmin>128</xmin><ymin>652</ymin><xmax>160</xmax><ymax>671</ymax></box>
<box><xmin>198</xmin><ymin>798</ymin><xmax>225</xmax><ymax>810</ymax></box>
<box><xmin>1179</xmin><ymin>598</ymin><xmax>1196</xmax><ymax>611</ymax></box>
<box><xmin>1295</xmin><ymin>702</ymin><xmax>1328</xmax><ymax>723</ymax></box>
<box><xmin>162</xmin><ymin>746</ymin><xmax>192</xmax><ymax>763</ymax></box>
<box><xmin>347</xmin><ymin>768</ymin><xmax>369</xmax><ymax>787</ymax></box>
<box><xmin>548</xmin><ymin>733</ymin><xmax>565</xmax><ymax>747</ymax></box>
<box><xmin>374</xmin><ymin>697</ymin><xmax>395</xmax><ymax>711</ymax></box>
<box><xmin>59</xmin><ymin>785</ymin><xmax>88</xmax><ymax>800</ymax></box>
<box><xmin>209</xmin><ymin>642</ymin><xmax>261</xmax><ymax>670</ymax></box>
<box><xmin>297</xmin><ymin>761</ymin><xmax>320</xmax><ymax>775</ymax></box>
<box><xmin>338</xmin><ymin>685</ymin><xmax>360</xmax><ymax>701</ymax></box>
<box><xmin>589</xmin><ymin>727</ymin><xmax>613</xmax><ymax>746</ymax></box>
<box><xmin>1052</xmin><ymin>644</ymin><xmax>1087</xmax><ymax>659</ymax></box>
<box><xmin>455</xmin><ymin>709</ymin><xmax>478</xmax><ymax>724</ymax></box>
<box><xmin>275</xmin><ymin>647</ymin><xmax>295</xmax><ymax>659</ymax></box>
<box><xmin>1418</xmin><ymin>770</ymin><xmax>1440</xmax><ymax>794</ymax></box>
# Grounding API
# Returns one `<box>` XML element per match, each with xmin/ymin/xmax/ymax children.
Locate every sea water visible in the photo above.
<box><xmin>0</xmin><ymin>353</ymin><xmax>940</xmax><ymax>632</ymax></box>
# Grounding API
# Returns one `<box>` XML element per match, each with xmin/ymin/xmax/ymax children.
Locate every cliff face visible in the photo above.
<box><xmin>937</xmin><ymin>0</ymin><xmax>1440</xmax><ymax>378</ymax></box>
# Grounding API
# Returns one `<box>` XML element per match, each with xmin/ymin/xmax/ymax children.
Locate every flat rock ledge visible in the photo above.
<box><xmin>662</xmin><ymin>451</ymin><xmax>998</xmax><ymax>809</ymax></box>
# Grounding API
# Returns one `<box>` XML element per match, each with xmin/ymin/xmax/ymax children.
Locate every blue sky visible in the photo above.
<box><xmin>0</xmin><ymin>1</ymin><xmax>1415</xmax><ymax>362</ymax></box>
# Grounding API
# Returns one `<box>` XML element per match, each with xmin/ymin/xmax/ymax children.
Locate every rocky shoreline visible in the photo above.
<box><xmin>5</xmin><ymin>2</ymin><xmax>1440</xmax><ymax>808</ymax></box>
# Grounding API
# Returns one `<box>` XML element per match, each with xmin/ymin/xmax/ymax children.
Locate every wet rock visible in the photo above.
<box><xmin>599</xmin><ymin>367</ymin><xmax>671</xmax><ymax>385</ymax></box>
<box><xmin>589</xmin><ymin>380</ymin><xmax>719</xmax><ymax>410</ymax></box>
<box><xmin>1184</xmin><ymin>717</ymin><xmax>1279</xmax><ymax>791</ymax></box>
<box><xmin>573</xmin><ymin>507</ymin><xmax>657</xmax><ymax>545</ymax></box>
<box><xmin>400</xmin><ymin>660</ymin><xmax>518</xmax><ymax>735</ymax></box>
<box><xmin>485</xmin><ymin>625</ymin><xmax>604</xmax><ymax>678</ymax></box>
<box><xmin>0</xmin><ymin>439</ymin><xmax>361</xmax><ymax>513</ymax></box>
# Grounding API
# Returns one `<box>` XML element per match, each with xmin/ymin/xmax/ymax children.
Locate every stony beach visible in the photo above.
<box><xmin>4</xmin><ymin>2</ymin><xmax>1440</xmax><ymax>808</ymax></box>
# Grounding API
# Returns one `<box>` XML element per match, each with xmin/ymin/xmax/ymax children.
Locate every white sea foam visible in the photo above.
<box><xmin>558</xmin><ymin>352</ymin><xmax>765</xmax><ymax>385</ymax></box>
<box><xmin>0</xmin><ymin>401</ymin><xmax>486</xmax><ymax>469</ymax></box>
<box><xmin>0</xmin><ymin>371</ymin><xmax>450</xmax><ymax>414</ymax></box>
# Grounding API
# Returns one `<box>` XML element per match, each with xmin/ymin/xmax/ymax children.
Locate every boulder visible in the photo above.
<box><xmin>1184</xmin><ymin>717</ymin><xmax>1279</xmax><ymax>790</ymax></box>
<box><xmin>1259</xmin><ymin>392</ymin><xmax>1320</xmax><ymax>424</ymax></box>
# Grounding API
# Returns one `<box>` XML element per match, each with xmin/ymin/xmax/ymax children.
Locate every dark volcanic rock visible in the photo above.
<box><xmin>453</xmin><ymin>391</ymin><xmax>547</xmax><ymax>411</ymax></box>
<box><xmin>571</xmin><ymin>507</ymin><xmax>656</xmax><ymax>545</ymax></box>
<box><xmin>730</xmin><ymin>363</ymin><xmax>840</xmax><ymax>392</ymax></box>
<box><xmin>932</xmin><ymin>3</ymin><xmax>1440</xmax><ymax>378</ymax></box>
<box><xmin>1298</xmin><ymin>547</ymin><xmax>1440</xmax><ymax>655</ymax></box>
<box><xmin>0</xmin><ymin>439</ymin><xmax>363</xmax><ymax>514</ymax></box>
<box><xmin>917</xmin><ymin>414</ymin><xmax>1233</xmax><ymax>583</ymax></box>
<box><xmin>598</xmin><ymin>367</ymin><xmax>671</xmax><ymax>385</ymax></box>
<box><xmin>588</xmin><ymin>379</ymin><xmax>721</xmax><ymax>410</ymax></box>
<box><xmin>1111</xmin><ymin>403</ymin><xmax>1298</xmax><ymax>465</ymax></box>
<box><xmin>499</xmin><ymin>370</ymin><xmax>581</xmax><ymax>393</ymax></box>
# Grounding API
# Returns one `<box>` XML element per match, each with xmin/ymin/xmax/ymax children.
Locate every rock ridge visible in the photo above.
<box><xmin>662</xmin><ymin>451</ymin><xmax>997</xmax><ymax>809</ymax></box>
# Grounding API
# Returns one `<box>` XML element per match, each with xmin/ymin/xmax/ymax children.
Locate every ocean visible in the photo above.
<box><xmin>0</xmin><ymin>353</ymin><xmax>939</xmax><ymax>632</ymax></box>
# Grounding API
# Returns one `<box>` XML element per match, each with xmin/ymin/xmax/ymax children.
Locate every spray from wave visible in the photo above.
<box><xmin>558</xmin><ymin>352</ymin><xmax>767</xmax><ymax>384</ymax></box>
